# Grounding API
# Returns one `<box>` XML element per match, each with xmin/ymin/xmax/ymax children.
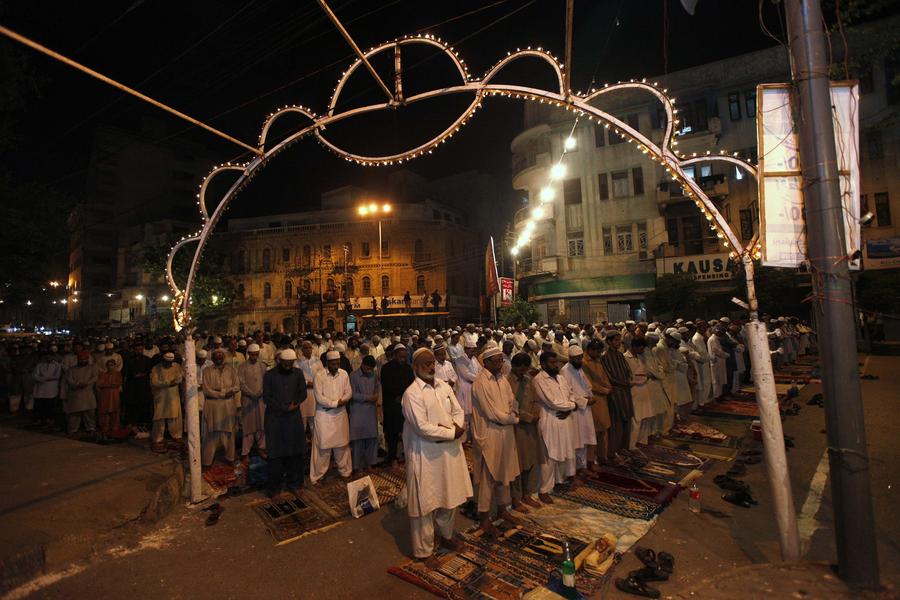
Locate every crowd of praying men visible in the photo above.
<box><xmin>0</xmin><ymin>315</ymin><xmax>814</xmax><ymax>564</ymax></box>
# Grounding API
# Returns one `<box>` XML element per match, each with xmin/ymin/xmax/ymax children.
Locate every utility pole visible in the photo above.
<box><xmin>785</xmin><ymin>0</ymin><xmax>879</xmax><ymax>587</ymax></box>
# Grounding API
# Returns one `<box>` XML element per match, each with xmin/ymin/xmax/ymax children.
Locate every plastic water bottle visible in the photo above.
<box><xmin>560</xmin><ymin>540</ymin><xmax>577</xmax><ymax>597</ymax></box>
<box><xmin>689</xmin><ymin>483</ymin><xmax>701</xmax><ymax>513</ymax></box>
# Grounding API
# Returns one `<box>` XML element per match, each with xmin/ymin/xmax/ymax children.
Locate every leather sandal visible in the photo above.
<box><xmin>714</xmin><ymin>475</ymin><xmax>749</xmax><ymax>493</ymax></box>
<box><xmin>634</xmin><ymin>547</ymin><xmax>660</xmax><ymax>570</ymax></box>
<box><xmin>722</xmin><ymin>491</ymin><xmax>754</xmax><ymax>509</ymax></box>
<box><xmin>658</xmin><ymin>551</ymin><xmax>675</xmax><ymax>574</ymax></box>
<box><xmin>615</xmin><ymin>576</ymin><xmax>661</xmax><ymax>598</ymax></box>
<box><xmin>629</xmin><ymin>565</ymin><xmax>668</xmax><ymax>582</ymax></box>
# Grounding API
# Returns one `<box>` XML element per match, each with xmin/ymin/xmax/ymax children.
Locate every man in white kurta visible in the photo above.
<box><xmin>295</xmin><ymin>341</ymin><xmax>322</xmax><ymax>431</ymax></box>
<box><xmin>707</xmin><ymin>327</ymin><xmax>730</xmax><ymax>400</ymax></box>
<box><xmin>433</xmin><ymin>345</ymin><xmax>457</xmax><ymax>391</ymax></box>
<box><xmin>310</xmin><ymin>351</ymin><xmax>352</xmax><ymax>484</ymax></box>
<box><xmin>402</xmin><ymin>348</ymin><xmax>472</xmax><ymax>565</ymax></box>
<box><xmin>642</xmin><ymin>332</ymin><xmax>671</xmax><ymax>436</ymax></box>
<box><xmin>623</xmin><ymin>338</ymin><xmax>654</xmax><ymax>447</ymax></box>
<box><xmin>559</xmin><ymin>345</ymin><xmax>596</xmax><ymax>475</ymax></box>
<box><xmin>663</xmin><ymin>330</ymin><xmax>694</xmax><ymax>421</ymax></box>
<box><xmin>453</xmin><ymin>340</ymin><xmax>482</xmax><ymax>436</ymax></box>
<box><xmin>471</xmin><ymin>346</ymin><xmax>520</xmax><ymax>535</ymax></box>
<box><xmin>691</xmin><ymin>322</ymin><xmax>713</xmax><ymax>406</ymax></box>
<box><xmin>533</xmin><ymin>351</ymin><xmax>578</xmax><ymax>501</ymax></box>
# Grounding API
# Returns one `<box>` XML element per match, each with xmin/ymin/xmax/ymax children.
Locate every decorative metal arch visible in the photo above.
<box><xmin>166</xmin><ymin>35</ymin><xmax>760</xmax><ymax>330</ymax></box>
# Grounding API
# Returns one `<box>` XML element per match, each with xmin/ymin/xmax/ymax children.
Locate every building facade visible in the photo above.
<box><xmin>511</xmin><ymin>16</ymin><xmax>898</xmax><ymax>322</ymax></box>
<box><xmin>214</xmin><ymin>187</ymin><xmax>482</xmax><ymax>334</ymax></box>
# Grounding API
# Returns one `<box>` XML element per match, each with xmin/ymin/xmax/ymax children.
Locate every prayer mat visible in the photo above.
<box><xmin>250</xmin><ymin>495</ymin><xmax>340</xmax><ymax>545</ymax></box>
<box><xmin>202</xmin><ymin>463</ymin><xmax>236</xmax><ymax>489</ymax></box>
<box><xmin>459</xmin><ymin>522</ymin><xmax>607</xmax><ymax>597</ymax></box>
<box><xmin>582</xmin><ymin>468</ymin><xmax>680</xmax><ymax>505</ymax></box>
<box><xmin>614</xmin><ymin>455</ymin><xmax>703</xmax><ymax>488</ymax></box>
<box><xmin>627</xmin><ymin>444</ymin><xmax>709</xmax><ymax>470</ymax></box>
<box><xmin>305</xmin><ymin>478</ymin><xmax>352</xmax><ymax>519</ymax></box>
<box><xmin>694</xmin><ymin>400</ymin><xmax>762</xmax><ymax>420</ymax></box>
<box><xmin>525</xmin><ymin>498</ymin><xmax>657</xmax><ymax>555</ymax></box>
<box><xmin>651</xmin><ymin>437</ymin><xmax>739</xmax><ymax>461</ymax></box>
<box><xmin>551</xmin><ymin>482</ymin><xmax>662</xmax><ymax>520</ymax></box>
<box><xmin>692</xmin><ymin>416</ymin><xmax>752</xmax><ymax>440</ymax></box>
<box><xmin>369</xmin><ymin>464</ymin><xmax>407</xmax><ymax>506</ymax></box>
<box><xmin>388</xmin><ymin>546</ymin><xmax>534</xmax><ymax>599</ymax></box>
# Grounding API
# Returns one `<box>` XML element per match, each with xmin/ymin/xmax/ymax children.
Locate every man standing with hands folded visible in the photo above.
<box><xmin>310</xmin><ymin>350</ymin><xmax>353</xmax><ymax>485</ymax></box>
<box><xmin>263</xmin><ymin>349</ymin><xmax>307</xmax><ymax>497</ymax></box>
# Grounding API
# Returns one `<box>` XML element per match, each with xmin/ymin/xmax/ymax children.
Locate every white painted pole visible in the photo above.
<box><xmin>742</xmin><ymin>255</ymin><xmax>800</xmax><ymax>560</ymax></box>
<box><xmin>183</xmin><ymin>333</ymin><xmax>203</xmax><ymax>503</ymax></box>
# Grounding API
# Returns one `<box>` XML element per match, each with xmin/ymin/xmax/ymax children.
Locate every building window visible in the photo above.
<box><xmin>237</xmin><ymin>283</ymin><xmax>245</xmax><ymax>297</ymax></box>
<box><xmin>416</xmin><ymin>275</ymin><xmax>426</xmax><ymax>294</ymax></box>
<box><xmin>858</xmin><ymin>68</ymin><xmax>874</xmax><ymax>94</ymax></box>
<box><xmin>728</xmin><ymin>92</ymin><xmax>741</xmax><ymax>121</ymax></box>
<box><xmin>632</xmin><ymin>167</ymin><xmax>644</xmax><ymax>195</ymax></box>
<box><xmin>740</xmin><ymin>209</ymin><xmax>754</xmax><ymax>240</ymax></box>
<box><xmin>414</xmin><ymin>239</ymin><xmax>424</xmax><ymax>261</ymax></box>
<box><xmin>744</xmin><ymin>89</ymin><xmax>756</xmax><ymax>118</ymax></box>
<box><xmin>602</xmin><ymin>226</ymin><xmax>613</xmax><ymax>254</ymax></box>
<box><xmin>616</xmin><ymin>228</ymin><xmax>633</xmax><ymax>253</ymax></box>
<box><xmin>264</xmin><ymin>321</ymin><xmax>271</xmax><ymax>333</ymax></box>
<box><xmin>238</xmin><ymin>322</ymin><xmax>245</xmax><ymax>335</ymax></box>
<box><xmin>263</xmin><ymin>282</ymin><xmax>271</xmax><ymax>299</ymax></box>
<box><xmin>681</xmin><ymin>99</ymin><xmax>709</xmax><ymax>133</ymax></box>
<box><xmin>235</xmin><ymin>250</ymin><xmax>245</xmax><ymax>273</ymax></box>
<box><xmin>361</xmin><ymin>241</ymin><xmax>371</xmax><ymax>257</ymax></box>
<box><xmin>638</xmin><ymin>222</ymin><xmax>648</xmax><ymax>259</ymax></box>
<box><xmin>381</xmin><ymin>240</ymin><xmax>389</xmax><ymax>257</ymax></box>
<box><xmin>567</xmin><ymin>237</ymin><xmax>585</xmax><ymax>257</ymax></box>
<box><xmin>867</xmin><ymin>130</ymin><xmax>884</xmax><ymax>160</ymax></box>
<box><xmin>323</xmin><ymin>244</ymin><xmax>331</xmax><ymax>259</ymax></box>
<box><xmin>381</xmin><ymin>275</ymin><xmax>390</xmax><ymax>295</ymax></box>
<box><xmin>683</xmin><ymin>166</ymin><xmax>696</xmax><ymax>180</ymax></box>
<box><xmin>734</xmin><ymin>165</ymin><xmax>745</xmax><ymax>181</ymax></box>
<box><xmin>326</xmin><ymin>278</ymin><xmax>335</xmax><ymax>292</ymax></box>
<box><xmin>683</xmin><ymin>215</ymin><xmax>704</xmax><ymax>254</ymax></box>
<box><xmin>594</xmin><ymin>123</ymin><xmax>605</xmax><ymax>146</ymax></box>
<box><xmin>262</xmin><ymin>248</ymin><xmax>271</xmax><ymax>271</ymax></box>
<box><xmin>612</xmin><ymin>170</ymin><xmax>629</xmax><ymax>198</ymax></box>
<box><xmin>362</xmin><ymin>276</ymin><xmax>371</xmax><ymax>295</ymax></box>
<box><xmin>302</xmin><ymin>245</ymin><xmax>311</xmax><ymax>267</ymax></box>
<box><xmin>563</xmin><ymin>178</ymin><xmax>582</xmax><ymax>204</ymax></box>
<box><xmin>326</xmin><ymin>319</ymin><xmax>334</xmax><ymax>330</ymax></box>
<box><xmin>303</xmin><ymin>279</ymin><xmax>311</xmax><ymax>292</ymax></box>
<box><xmin>667</xmin><ymin>217</ymin><xmax>680</xmax><ymax>246</ymax></box>
<box><xmin>343</xmin><ymin>278</ymin><xmax>354</xmax><ymax>297</ymax></box>
<box><xmin>535</xmin><ymin>236</ymin><xmax>547</xmax><ymax>259</ymax></box>
<box><xmin>609</xmin><ymin>124</ymin><xmax>625</xmax><ymax>144</ymax></box>
<box><xmin>284</xmin><ymin>280</ymin><xmax>292</xmax><ymax>299</ymax></box>
<box><xmin>343</xmin><ymin>242</ymin><xmax>352</xmax><ymax>261</ymax></box>
<box><xmin>282</xmin><ymin>247</ymin><xmax>290</xmax><ymax>262</ymax></box>
<box><xmin>875</xmin><ymin>192</ymin><xmax>892</xmax><ymax>227</ymax></box>
<box><xmin>598</xmin><ymin>173</ymin><xmax>609</xmax><ymax>200</ymax></box>
<box><xmin>651</xmin><ymin>107</ymin><xmax>667</xmax><ymax>130</ymax></box>
<box><xmin>626</xmin><ymin>113</ymin><xmax>640</xmax><ymax>133</ymax></box>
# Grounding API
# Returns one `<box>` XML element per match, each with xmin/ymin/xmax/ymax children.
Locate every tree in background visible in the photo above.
<box><xmin>498</xmin><ymin>296</ymin><xmax>540</xmax><ymax>327</ymax></box>
<box><xmin>856</xmin><ymin>270</ymin><xmax>900</xmax><ymax>317</ymax></box>
<box><xmin>645</xmin><ymin>274</ymin><xmax>704</xmax><ymax>319</ymax></box>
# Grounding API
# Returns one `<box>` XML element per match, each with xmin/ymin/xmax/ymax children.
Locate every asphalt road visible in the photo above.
<box><xmin>9</xmin><ymin>355</ymin><xmax>900</xmax><ymax>600</ymax></box>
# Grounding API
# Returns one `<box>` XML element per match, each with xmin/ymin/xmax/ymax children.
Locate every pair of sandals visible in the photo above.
<box><xmin>713</xmin><ymin>474</ymin><xmax>749</xmax><ymax>493</ymax></box>
<box><xmin>202</xmin><ymin>502</ymin><xmax>224</xmax><ymax>526</ymax></box>
<box><xmin>785</xmin><ymin>403</ymin><xmax>801</xmax><ymax>416</ymax></box>
<box><xmin>722</xmin><ymin>489</ymin><xmax>758</xmax><ymax>508</ymax></box>
<box><xmin>807</xmin><ymin>393</ymin><xmax>824</xmax><ymax>407</ymax></box>
<box><xmin>614</xmin><ymin>547</ymin><xmax>674</xmax><ymax>598</ymax></box>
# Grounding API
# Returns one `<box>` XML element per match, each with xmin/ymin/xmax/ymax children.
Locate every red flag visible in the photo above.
<box><xmin>485</xmin><ymin>237</ymin><xmax>500</xmax><ymax>296</ymax></box>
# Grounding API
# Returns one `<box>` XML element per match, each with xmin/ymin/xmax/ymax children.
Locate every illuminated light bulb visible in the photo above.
<box><xmin>540</xmin><ymin>187</ymin><xmax>555</xmax><ymax>202</ymax></box>
<box><xmin>368</xmin><ymin>202</ymin><xmax>377</xmax><ymax>213</ymax></box>
<box><xmin>549</xmin><ymin>163</ymin><xmax>567</xmax><ymax>180</ymax></box>
<box><xmin>564</xmin><ymin>136</ymin><xmax>576</xmax><ymax>150</ymax></box>
<box><xmin>532</xmin><ymin>206</ymin><xmax>545</xmax><ymax>219</ymax></box>
<box><xmin>511</xmin><ymin>246</ymin><xmax>519</xmax><ymax>256</ymax></box>
<box><xmin>358</xmin><ymin>206</ymin><xmax>369</xmax><ymax>216</ymax></box>
<box><xmin>525</xmin><ymin>220</ymin><xmax>536</xmax><ymax>232</ymax></box>
<box><xmin>382</xmin><ymin>203</ymin><xmax>391</xmax><ymax>213</ymax></box>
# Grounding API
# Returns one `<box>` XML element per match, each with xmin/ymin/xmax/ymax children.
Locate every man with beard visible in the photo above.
<box><xmin>310</xmin><ymin>350</ymin><xmax>353</xmax><ymax>485</ymax></box>
<box><xmin>560</xmin><ymin>345</ymin><xmax>596</xmax><ymax>476</ymax></box>
<box><xmin>508</xmin><ymin>352</ymin><xmax>543</xmax><ymax>510</ymax></box>
<box><xmin>600</xmin><ymin>331</ymin><xmax>633</xmax><ymax>458</ymax></box>
<box><xmin>349</xmin><ymin>355</ymin><xmax>380</xmax><ymax>473</ymax></box>
<box><xmin>533</xmin><ymin>351</ymin><xmax>578</xmax><ymax>502</ymax></box>
<box><xmin>201</xmin><ymin>348</ymin><xmax>240</xmax><ymax>467</ymax></box>
<box><xmin>380</xmin><ymin>344</ymin><xmax>414</xmax><ymax>466</ymax></box>
<box><xmin>64</xmin><ymin>350</ymin><xmax>97</xmax><ymax>435</ymax></box>
<box><xmin>433</xmin><ymin>344</ymin><xmax>457</xmax><ymax>391</ymax></box>
<box><xmin>150</xmin><ymin>352</ymin><xmax>184</xmax><ymax>452</ymax></box>
<box><xmin>581</xmin><ymin>340</ymin><xmax>612</xmax><ymax>466</ymax></box>
<box><xmin>238</xmin><ymin>344</ymin><xmax>268</xmax><ymax>463</ymax></box>
<box><xmin>263</xmin><ymin>349</ymin><xmax>307</xmax><ymax>497</ymax></box>
<box><xmin>402</xmin><ymin>348</ymin><xmax>471</xmax><ymax>567</ymax></box>
<box><xmin>295</xmin><ymin>340</ymin><xmax>322</xmax><ymax>432</ymax></box>
<box><xmin>471</xmin><ymin>346</ymin><xmax>520</xmax><ymax>536</ymax></box>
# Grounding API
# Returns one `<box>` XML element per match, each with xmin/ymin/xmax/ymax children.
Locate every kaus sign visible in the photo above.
<box><xmin>656</xmin><ymin>253</ymin><xmax>735</xmax><ymax>282</ymax></box>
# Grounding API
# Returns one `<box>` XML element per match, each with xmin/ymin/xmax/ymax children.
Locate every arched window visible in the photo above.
<box><xmin>302</xmin><ymin>245</ymin><xmax>311</xmax><ymax>268</ymax></box>
<box><xmin>237</xmin><ymin>283</ymin><xmax>245</xmax><ymax>297</ymax></box>
<box><xmin>414</xmin><ymin>239</ymin><xmax>424</xmax><ymax>261</ymax></box>
<box><xmin>303</xmin><ymin>279</ymin><xmax>311</xmax><ymax>292</ymax></box>
<box><xmin>416</xmin><ymin>274</ymin><xmax>426</xmax><ymax>294</ymax></box>
<box><xmin>343</xmin><ymin>278</ymin><xmax>354</xmax><ymax>297</ymax></box>
<box><xmin>362</xmin><ymin>276</ymin><xmax>371</xmax><ymax>296</ymax></box>
<box><xmin>262</xmin><ymin>248</ymin><xmax>271</xmax><ymax>271</ymax></box>
<box><xmin>284</xmin><ymin>280</ymin><xmax>293</xmax><ymax>299</ymax></box>
<box><xmin>263</xmin><ymin>282</ymin><xmax>271</xmax><ymax>299</ymax></box>
<box><xmin>326</xmin><ymin>319</ymin><xmax>335</xmax><ymax>330</ymax></box>
<box><xmin>326</xmin><ymin>278</ymin><xmax>336</xmax><ymax>291</ymax></box>
<box><xmin>381</xmin><ymin>275</ymin><xmax>390</xmax><ymax>295</ymax></box>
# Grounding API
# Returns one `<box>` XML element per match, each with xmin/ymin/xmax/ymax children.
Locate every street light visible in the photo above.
<box><xmin>49</xmin><ymin>281</ymin><xmax>60</xmax><ymax>288</ymax></box>
<box><xmin>160</xmin><ymin>294</ymin><xmax>170</xmax><ymax>302</ymax></box>
<box><xmin>135</xmin><ymin>294</ymin><xmax>144</xmax><ymax>301</ymax></box>
<box><xmin>357</xmin><ymin>201</ymin><xmax>392</xmax><ymax>290</ymax></box>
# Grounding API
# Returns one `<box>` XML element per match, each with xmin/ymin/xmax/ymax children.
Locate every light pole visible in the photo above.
<box><xmin>357</xmin><ymin>201</ymin><xmax>392</xmax><ymax>303</ymax></box>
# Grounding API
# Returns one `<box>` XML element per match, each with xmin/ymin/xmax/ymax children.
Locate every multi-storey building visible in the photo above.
<box><xmin>215</xmin><ymin>186</ymin><xmax>482</xmax><ymax>334</ymax></box>
<box><xmin>511</xmin><ymin>16</ymin><xmax>898</xmax><ymax>323</ymax></box>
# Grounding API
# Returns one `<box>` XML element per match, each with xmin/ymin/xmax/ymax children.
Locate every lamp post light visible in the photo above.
<box><xmin>357</xmin><ymin>201</ymin><xmax>392</xmax><ymax>289</ymax></box>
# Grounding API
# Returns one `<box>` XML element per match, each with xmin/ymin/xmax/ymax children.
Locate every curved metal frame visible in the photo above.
<box><xmin>166</xmin><ymin>35</ymin><xmax>759</xmax><ymax>330</ymax></box>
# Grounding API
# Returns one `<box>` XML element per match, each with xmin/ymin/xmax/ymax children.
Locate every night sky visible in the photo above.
<box><xmin>2</xmin><ymin>0</ymin><xmax>789</xmax><ymax>218</ymax></box>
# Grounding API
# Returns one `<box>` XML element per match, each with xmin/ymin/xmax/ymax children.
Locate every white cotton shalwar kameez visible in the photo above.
<box><xmin>434</xmin><ymin>359</ymin><xmax>458</xmax><ymax>389</ymax></box>
<box><xmin>560</xmin><ymin>362</ymin><xmax>596</xmax><ymax>469</ymax></box>
<box><xmin>310</xmin><ymin>368</ymin><xmax>352</xmax><ymax>483</ymax></box>
<box><xmin>624</xmin><ymin>351</ymin><xmax>654</xmax><ymax>447</ymax></box>
<box><xmin>402</xmin><ymin>377</ymin><xmax>473</xmax><ymax>558</ymax></box>
<box><xmin>691</xmin><ymin>332</ymin><xmax>713</xmax><ymax>406</ymax></box>
<box><xmin>453</xmin><ymin>354</ymin><xmax>481</xmax><ymax>415</ymax></box>
<box><xmin>532</xmin><ymin>370</ymin><xmax>577</xmax><ymax>493</ymax></box>
<box><xmin>707</xmin><ymin>334</ymin><xmax>730</xmax><ymax>398</ymax></box>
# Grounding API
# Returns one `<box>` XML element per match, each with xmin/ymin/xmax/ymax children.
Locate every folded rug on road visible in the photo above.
<box><xmin>651</xmin><ymin>436</ymin><xmax>740</xmax><ymax>461</ymax></box>
<box><xmin>202</xmin><ymin>463</ymin><xmax>236</xmax><ymax>490</ymax></box>
<box><xmin>582</xmin><ymin>467</ymin><xmax>681</xmax><ymax>505</ymax></box>
<box><xmin>551</xmin><ymin>481</ymin><xmax>663</xmax><ymax>520</ymax></box>
<box><xmin>250</xmin><ymin>495</ymin><xmax>340</xmax><ymax>545</ymax></box>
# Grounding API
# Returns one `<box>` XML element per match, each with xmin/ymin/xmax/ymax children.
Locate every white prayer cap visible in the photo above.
<box><xmin>392</xmin><ymin>336</ymin><xmax>401</xmax><ymax>343</ymax></box>
<box><xmin>213</xmin><ymin>336</ymin><xmax>223</xmax><ymax>344</ymax></box>
<box><xmin>646</xmin><ymin>331</ymin><xmax>660</xmax><ymax>341</ymax></box>
<box><xmin>238</xmin><ymin>339</ymin><xmax>247</xmax><ymax>347</ymax></box>
<box><xmin>413</xmin><ymin>330</ymin><xmax>420</xmax><ymax>335</ymax></box>
<box><xmin>625</xmin><ymin>320</ymin><xmax>636</xmax><ymax>326</ymax></box>
<box><xmin>526</xmin><ymin>339</ymin><xmax>538</xmax><ymax>351</ymax></box>
<box><xmin>279</xmin><ymin>349</ymin><xmax>297</xmax><ymax>361</ymax></box>
<box><xmin>675</xmin><ymin>318</ymin><xmax>684</xmax><ymax>324</ymax></box>
<box><xmin>678</xmin><ymin>327</ymin><xmax>690</xmax><ymax>335</ymax></box>
<box><xmin>481</xmin><ymin>346</ymin><xmax>503</xmax><ymax>360</ymax></box>
<box><xmin>334</xmin><ymin>342</ymin><xmax>346</xmax><ymax>353</ymax></box>
<box><xmin>392</xmin><ymin>343</ymin><xmax>406</xmax><ymax>351</ymax></box>
<box><xmin>665</xmin><ymin>327</ymin><xmax>678</xmax><ymax>336</ymax></box>
<box><xmin>162</xmin><ymin>352</ymin><xmax>175</xmax><ymax>360</ymax></box>
<box><xmin>432</xmin><ymin>343</ymin><xmax>446</xmax><ymax>352</ymax></box>
<box><xmin>721</xmin><ymin>317</ymin><xmax>732</xmax><ymax>323</ymax></box>
<box><xmin>485</xmin><ymin>339</ymin><xmax>499</xmax><ymax>349</ymax></box>
<box><xmin>196</xmin><ymin>349</ymin><xmax>208</xmax><ymax>358</ymax></box>
<box><xmin>97</xmin><ymin>343</ymin><xmax>105</xmax><ymax>351</ymax></box>
<box><xmin>372</xmin><ymin>335</ymin><xmax>381</xmax><ymax>342</ymax></box>
<box><xmin>325</xmin><ymin>350</ymin><xmax>340</xmax><ymax>360</ymax></box>
<box><xmin>247</xmin><ymin>343</ymin><xmax>260</xmax><ymax>353</ymax></box>
<box><xmin>669</xmin><ymin>331</ymin><xmax>683</xmax><ymax>341</ymax></box>
<box><xmin>105</xmin><ymin>342</ymin><xmax>114</xmax><ymax>349</ymax></box>
<box><xmin>325</xmin><ymin>333</ymin><xmax>331</xmax><ymax>339</ymax></box>
<box><xmin>568</xmin><ymin>345</ymin><xmax>584</xmax><ymax>357</ymax></box>
<box><xmin>463</xmin><ymin>339</ymin><xmax>477</xmax><ymax>349</ymax></box>
<box><xmin>434</xmin><ymin>335</ymin><xmax>444</xmax><ymax>342</ymax></box>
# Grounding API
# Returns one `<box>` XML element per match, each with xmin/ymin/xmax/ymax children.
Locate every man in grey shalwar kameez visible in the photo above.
<box><xmin>263</xmin><ymin>349</ymin><xmax>307</xmax><ymax>497</ymax></box>
<box><xmin>238</xmin><ymin>343</ymin><xmax>267</xmax><ymax>462</ymax></box>
<box><xmin>349</xmin><ymin>355</ymin><xmax>379</xmax><ymax>472</ymax></box>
